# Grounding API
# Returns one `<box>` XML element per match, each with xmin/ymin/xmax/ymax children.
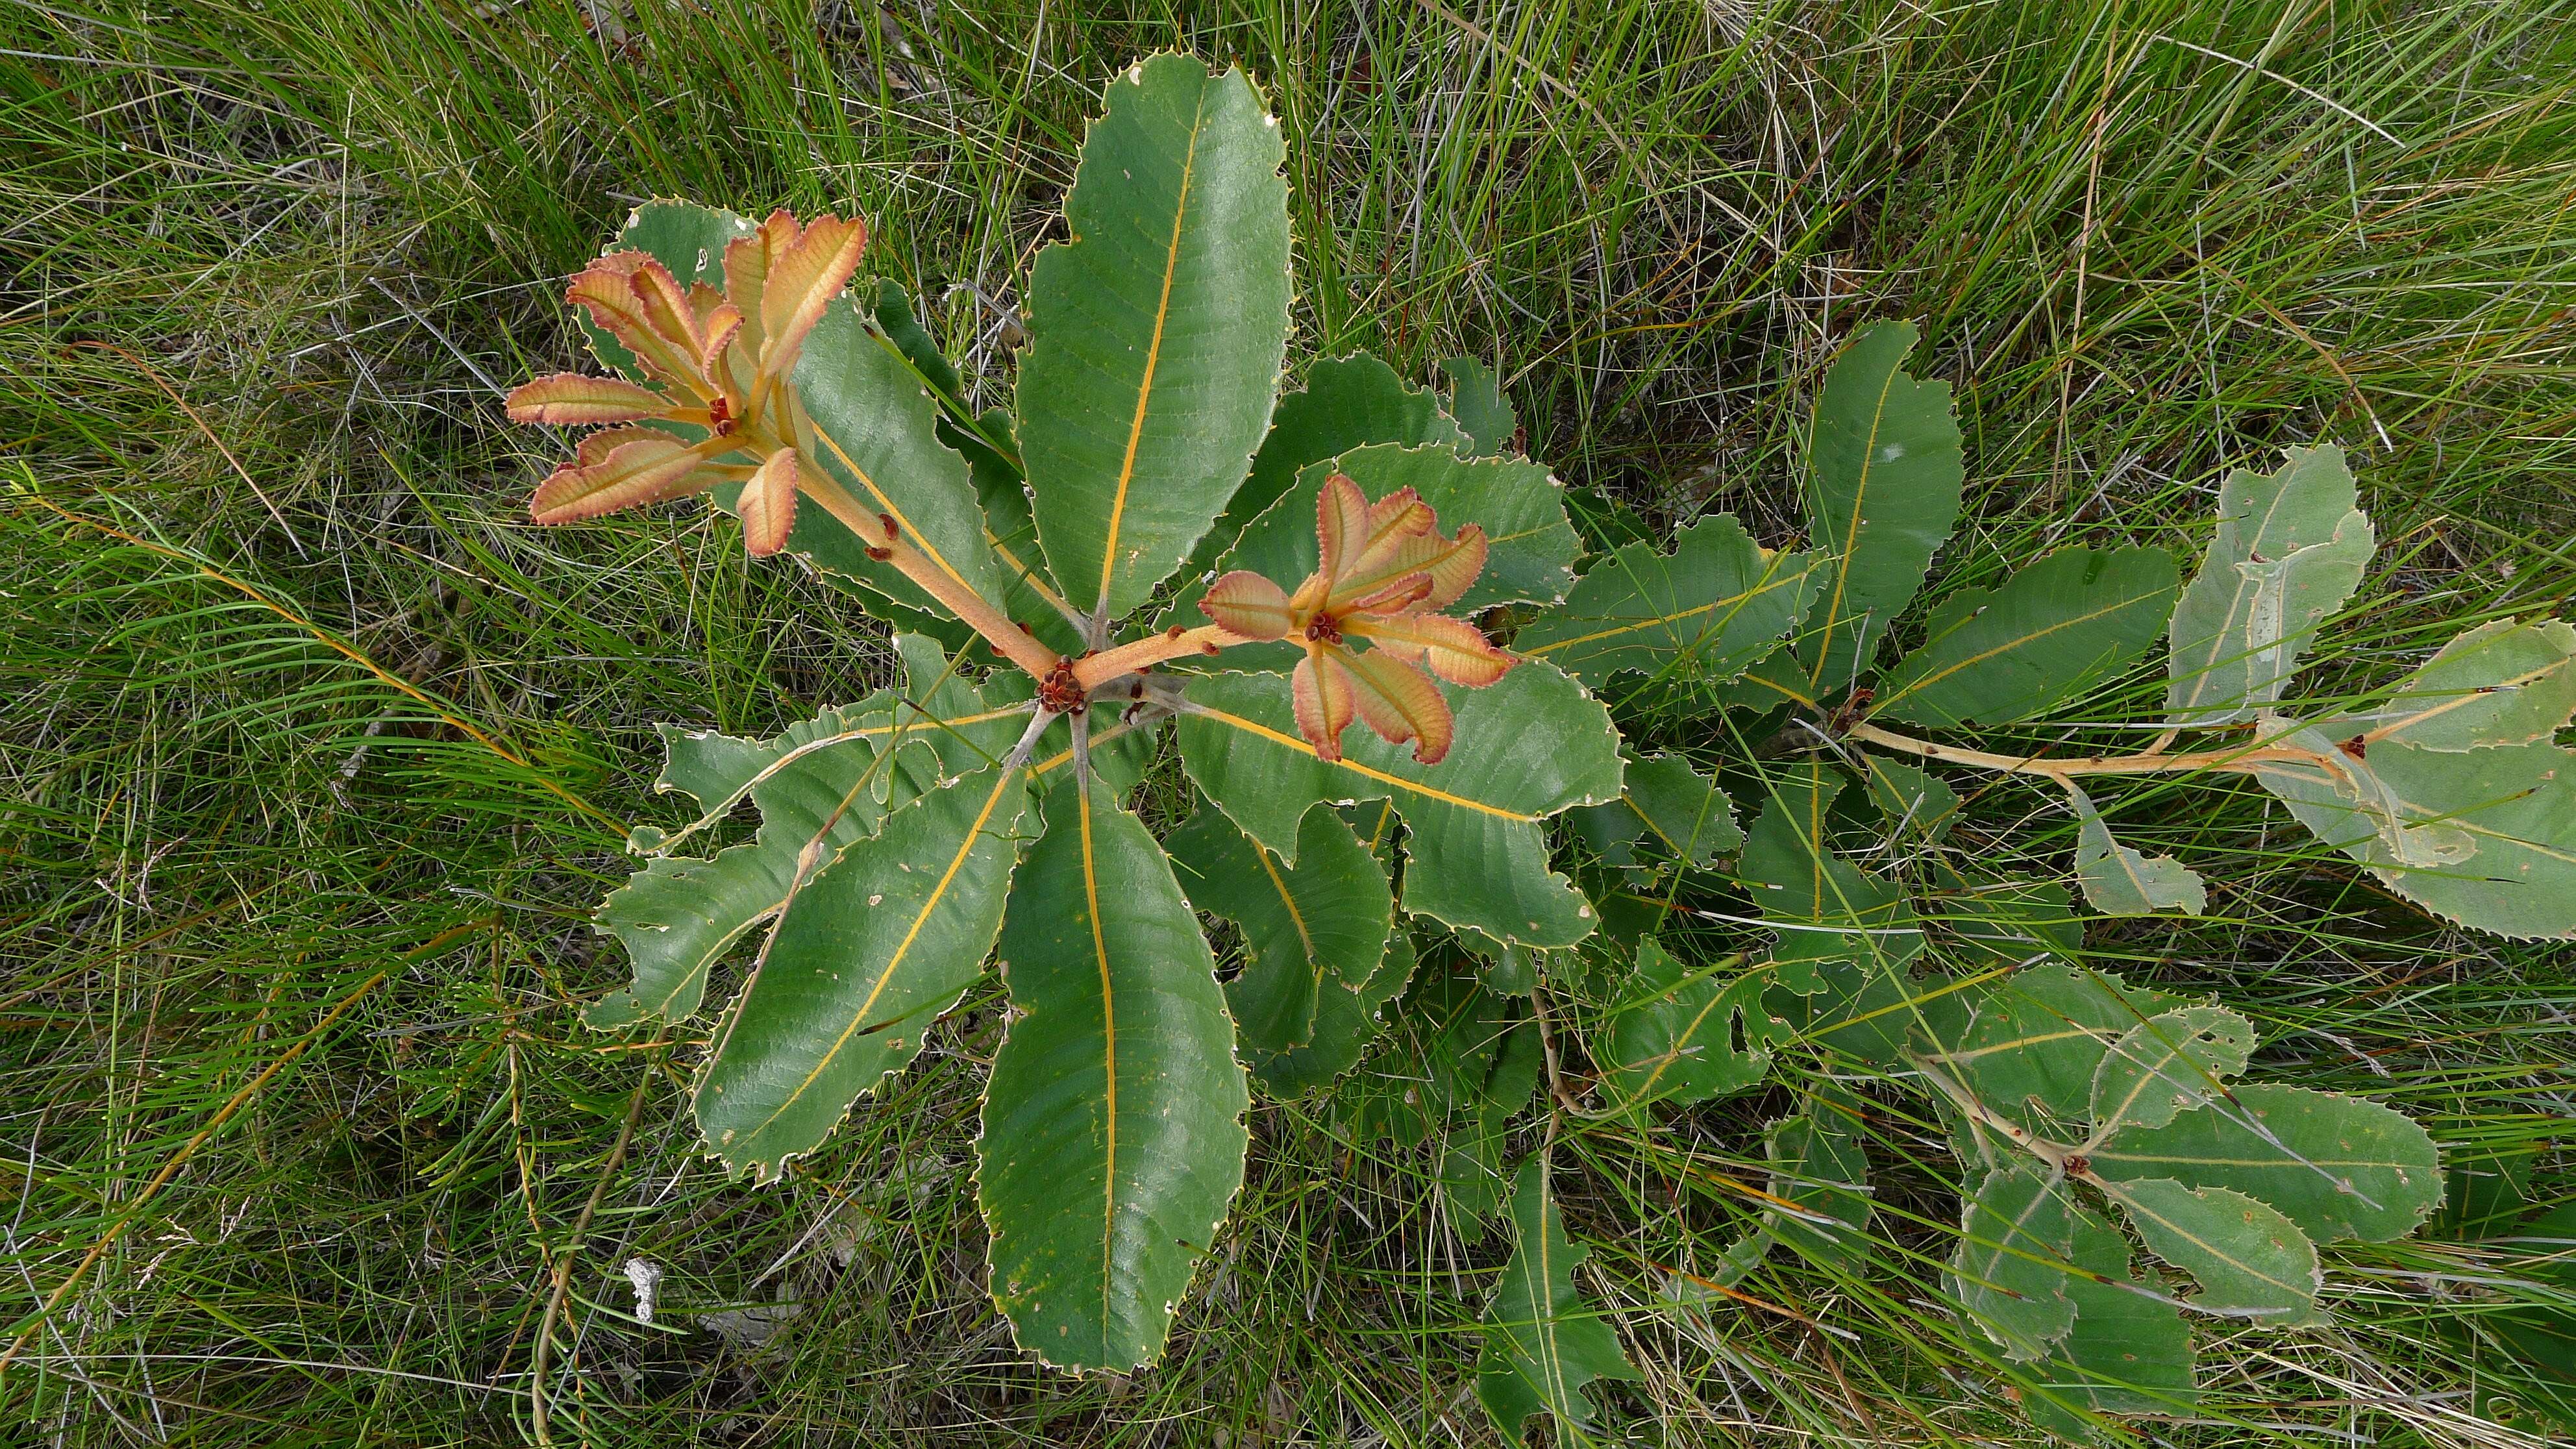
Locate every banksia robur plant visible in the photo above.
<box><xmin>510</xmin><ymin>50</ymin><xmax>2562</xmax><ymax>1443</ymax></box>
<box><xmin>517</xmin><ymin>55</ymin><xmax>1618</xmax><ymax>1375</ymax></box>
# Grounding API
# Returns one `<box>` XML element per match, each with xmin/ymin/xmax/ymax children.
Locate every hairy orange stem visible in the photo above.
<box><xmin>797</xmin><ymin>473</ymin><xmax>1061</xmax><ymax>679</ymax></box>
<box><xmin>1069</xmin><ymin>623</ymin><xmax>1242</xmax><ymax>691</ymax></box>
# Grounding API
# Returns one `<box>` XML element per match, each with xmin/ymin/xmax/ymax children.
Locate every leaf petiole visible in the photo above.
<box><xmin>1844</xmin><ymin>720</ymin><xmax>2323</xmax><ymax>782</ymax></box>
<box><xmin>1070</xmin><ymin>623</ymin><xmax>1243</xmax><ymax>691</ymax></box>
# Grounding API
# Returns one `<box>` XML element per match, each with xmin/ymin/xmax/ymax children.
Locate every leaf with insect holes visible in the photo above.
<box><xmin>2069</xmin><ymin>782</ymin><xmax>2208</xmax><ymax>917</ymax></box>
<box><xmin>693</xmin><ymin>762</ymin><xmax>1030</xmax><ymax>1180</ymax></box>
<box><xmin>1176</xmin><ymin>663</ymin><xmax>1622</xmax><ymax>947</ymax></box>
<box><xmin>1950</xmin><ymin>1163</ymin><xmax>2087</xmax><ymax>1359</ymax></box>
<box><xmin>2088</xmin><ymin>1006</ymin><xmax>2255</xmax><ymax>1133</ymax></box>
<box><xmin>1763</xmin><ymin>1112</ymin><xmax>1875</xmax><ymax>1268</ymax></box>
<box><xmin>2096</xmin><ymin>1178</ymin><xmax>2321</xmax><ymax>1326</ymax></box>
<box><xmin>1515</xmin><ymin>513</ymin><xmax>1819</xmax><ymax>693</ymax></box>
<box><xmin>1442</xmin><ymin>356</ymin><xmax>1518</xmax><ymax>457</ymax></box>
<box><xmin>978</xmin><ymin>781</ymin><xmax>1250</xmax><ymax>1371</ymax></box>
<box><xmin>2090</xmin><ymin>1084</ymin><xmax>2444</xmax><ymax>1244</ymax></box>
<box><xmin>1016</xmin><ymin>55</ymin><xmax>1291</xmax><ymax>623</ymax></box>
<box><xmin>1592</xmin><ymin>939</ymin><xmax>1785</xmax><ymax>1115</ymax></box>
<box><xmin>1871</xmin><ymin>545</ymin><xmax>2177</xmax><ymax>728</ymax></box>
<box><xmin>1165</xmin><ymin>803</ymin><xmax>1393</xmax><ymax>1063</ymax></box>
<box><xmin>1477</xmin><ymin>1158</ymin><xmax>1642</xmax><ymax>1441</ymax></box>
<box><xmin>1773</xmin><ymin>321</ymin><xmax>1966</xmax><ymax>700</ymax></box>
<box><xmin>1939</xmin><ymin>963</ymin><xmax>2179</xmax><ymax>1135</ymax></box>
<box><xmin>2165</xmin><ymin>445</ymin><xmax>2373</xmax><ymax>726</ymax></box>
<box><xmin>584</xmin><ymin>199</ymin><xmax>758</xmax><ymax>373</ymax></box>
<box><xmin>2022</xmin><ymin>1211</ymin><xmax>2198</xmax><ymax>1439</ymax></box>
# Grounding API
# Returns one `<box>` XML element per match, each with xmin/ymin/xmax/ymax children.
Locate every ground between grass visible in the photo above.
<box><xmin>3</xmin><ymin>0</ymin><xmax>2572</xmax><ymax>1444</ymax></box>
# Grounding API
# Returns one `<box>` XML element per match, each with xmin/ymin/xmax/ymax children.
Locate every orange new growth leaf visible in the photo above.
<box><xmin>737</xmin><ymin>447</ymin><xmax>799</xmax><ymax>557</ymax></box>
<box><xmin>509</xmin><ymin>210</ymin><xmax>872</xmax><ymax>561</ymax></box>
<box><xmin>1201</xmin><ymin>471</ymin><xmax>1517</xmax><ymax>764</ymax></box>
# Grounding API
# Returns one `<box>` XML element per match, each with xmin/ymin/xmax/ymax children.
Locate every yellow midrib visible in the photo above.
<box><xmin>1252</xmin><ymin>845</ymin><xmax>1322</xmax><ymax>1000</ymax></box>
<box><xmin>1095</xmin><ymin>90</ymin><xmax>1209</xmax><ymax>618</ymax></box>
<box><xmin>1870</xmin><ymin>586</ymin><xmax>2165</xmax><ymax>715</ymax></box>
<box><xmin>1190</xmin><ymin>706</ymin><xmax>1540</xmax><ymax>821</ymax></box>
<box><xmin>1522</xmin><ymin>569</ymin><xmax>1804</xmax><ymax>657</ymax></box>
<box><xmin>1804</xmin><ymin>358</ymin><xmax>1906</xmax><ymax>689</ymax></box>
<box><xmin>738</xmin><ymin>765</ymin><xmax>1018</xmax><ymax>1142</ymax></box>
<box><xmin>811</xmin><ymin>424</ymin><xmax>976</xmax><ymax>595</ymax></box>
<box><xmin>1080</xmin><ymin>779</ymin><xmax>1120</xmax><ymax>1342</ymax></box>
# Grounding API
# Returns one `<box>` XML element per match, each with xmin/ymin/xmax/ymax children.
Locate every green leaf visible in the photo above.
<box><xmin>2097</xmin><ymin>1178</ymin><xmax>2320</xmax><ymax>1325</ymax></box>
<box><xmin>779</xmin><ymin>300</ymin><xmax>1017</xmax><ymax>619</ymax></box>
<box><xmin>1165</xmin><ymin>803</ymin><xmax>1393</xmax><ymax>1059</ymax></box>
<box><xmin>2165</xmin><ymin>445</ymin><xmax>2374</xmax><ymax>726</ymax></box>
<box><xmin>1871</xmin><ymin>546</ymin><xmax>2178</xmax><ymax>727</ymax></box>
<box><xmin>1247</xmin><ymin>930</ymin><xmax>1417</xmax><ymax>1100</ymax></box>
<box><xmin>1941</xmin><ymin>964</ymin><xmax>2176</xmax><ymax>1134</ymax></box>
<box><xmin>2025</xmin><ymin>1212</ymin><xmax>2198</xmax><ymax>1436</ymax></box>
<box><xmin>1016</xmin><ymin>55</ymin><xmax>1291</xmax><ymax>623</ymax></box>
<box><xmin>1514</xmin><ymin>513</ymin><xmax>1818</xmax><ymax>692</ymax></box>
<box><xmin>590</xmin><ymin>789</ymin><xmax>875</xmax><ymax>1029</ymax></box>
<box><xmin>948</xmin><ymin>405</ymin><xmax>1086</xmax><ymax>658</ymax></box>
<box><xmin>2465</xmin><ymin>1204</ymin><xmax>2576</xmax><ymax>1433</ymax></box>
<box><xmin>1347</xmin><ymin>953</ymin><xmax>1539</xmax><ymax>1236</ymax></box>
<box><xmin>1441</xmin><ymin>355</ymin><xmax>1518</xmax><ymax>457</ymax></box>
<box><xmin>2255</xmin><ymin>733</ymin><xmax>2576</xmax><ymax>941</ymax></box>
<box><xmin>1929</xmin><ymin>867</ymin><xmax>2081</xmax><ymax>967</ymax></box>
<box><xmin>1617</xmin><ymin>752</ymin><xmax>1741</xmax><ymax>867</ymax></box>
<box><xmin>2088</xmin><ymin>1006</ymin><xmax>2255</xmax><ymax>1133</ymax></box>
<box><xmin>620</xmin><ymin>198</ymin><xmax>755</xmax><ymax>286</ymax></box>
<box><xmin>1950</xmin><ymin>1163</ymin><xmax>2084</xmax><ymax>1358</ymax></box>
<box><xmin>978</xmin><ymin>779</ymin><xmax>1250</xmax><ymax>1370</ymax></box>
<box><xmin>1774</xmin><ymin>956</ymin><xmax>1968</xmax><ymax>1066</ymax></box>
<box><xmin>588</xmin><ymin>650</ymin><xmax>1029</xmax><ymax>1028</ymax></box>
<box><xmin>1863</xmin><ymin>754</ymin><xmax>1959</xmax><ymax>844</ymax></box>
<box><xmin>1737</xmin><ymin>762</ymin><xmax>1923</xmax><ymax>974</ymax></box>
<box><xmin>1172</xmin><ymin>353</ymin><xmax>1467</xmax><ymax>615</ymax></box>
<box><xmin>1477</xmin><ymin>1158</ymin><xmax>1641</xmax><ymax>1441</ymax></box>
<box><xmin>1593</xmin><ymin>939</ymin><xmax>1782</xmax><ymax>1114</ymax></box>
<box><xmin>2338</xmin><ymin>616</ymin><xmax>2576</xmax><ymax>750</ymax></box>
<box><xmin>1786</xmin><ymin>320</ymin><xmax>1965</xmax><ymax>695</ymax></box>
<box><xmin>1348</xmin><ymin>952</ymin><xmax>1513</xmax><ymax>1149</ymax></box>
<box><xmin>869</xmin><ymin>277</ymin><xmax>965</xmax><ymax>404</ymax></box>
<box><xmin>1177</xmin><ymin>663</ymin><xmax>1622</xmax><ymax>947</ymax></box>
<box><xmin>1764</xmin><ymin>1113</ymin><xmax>1875</xmax><ymax>1267</ymax></box>
<box><xmin>1444</xmin><ymin>1017</ymin><xmax>1544</xmax><ymax>1233</ymax></box>
<box><xmin>693</xmin><ymin>764</ymin><xmax>1030</xmax><ymax>1178</ymax></box>
<box><xmin>2090</xmin><ymin>1084</ymin><xmax>2444</xmax><ymax>1243</ymax></box>
<box><xmin>2069</xmin><ymin>782</ymin><xmax>2208</xmax><ymax>917</ymax></box>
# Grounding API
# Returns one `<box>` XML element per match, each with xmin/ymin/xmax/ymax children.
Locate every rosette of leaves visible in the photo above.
<box><xmin>1910</xmin><ymin>968</ymin><xmax>2443</xmax><ymax>1440</ymax></box>
<box><xmin>506</xmin><ymin>54</ymin><xmax>1624</xmax><ymax>1373</ymax></box>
